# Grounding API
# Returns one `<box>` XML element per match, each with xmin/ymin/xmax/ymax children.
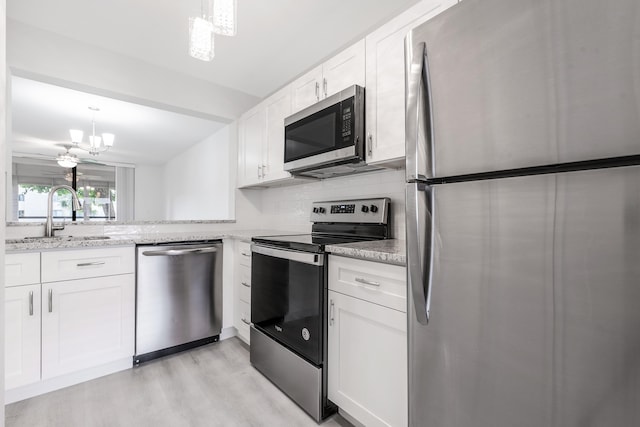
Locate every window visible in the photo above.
<box><xmin>11</xmin><ymin>157</ymin><xmax>133</xmax><ymax>222</ymax></box>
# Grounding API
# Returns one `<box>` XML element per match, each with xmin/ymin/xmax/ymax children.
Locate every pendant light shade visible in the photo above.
<box><xmin>213</xmin><ymin>0</ymin><xmax>237</xmax><ymax>36</ymax></box>
<box><xmin>189</xmin><ymin>16</ymin><xmax>215</xmax><ymax>61</ymax></box>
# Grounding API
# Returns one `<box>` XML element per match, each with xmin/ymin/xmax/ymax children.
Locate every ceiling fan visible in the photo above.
<box><xmin>56</xmin><ymin>144</ymin><xmax>104</xmax><ymax>168</ymax></box>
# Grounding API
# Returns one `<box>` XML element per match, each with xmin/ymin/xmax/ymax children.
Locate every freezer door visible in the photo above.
<box><xmin>406</xmin><ymin>0</ymin><xmax>640</xmax><ymax>179</ymax></box>
<box><xmin>409</xmin><ymin>166</ymin><xmax>640</xmax><ymax>426</ymax></box>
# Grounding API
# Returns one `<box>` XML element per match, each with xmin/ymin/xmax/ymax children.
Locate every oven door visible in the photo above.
<box><xmin>251</xmin><ymin>244</ymin><xmax>325</xmax><ymax>366</ymax></box>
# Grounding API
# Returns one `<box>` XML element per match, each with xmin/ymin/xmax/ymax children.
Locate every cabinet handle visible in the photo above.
<box><xmin>48</xmin><ymin>288</ymin><xmax>53</xmax><ymax>313</ymax></box>
<box><xmin>241</xmin><ymin>317</ymin><xmax>250</xmax><ymax>325</ymax></box>
<box><xmin>257</xmin><ymin>165</ymin><xmax>261</xmax><ymax>179</ymax></box>
<box><xmin>262</xmin><ymin>164</ymin><xmax>266</xmax><ymax>178</ymax></box>
<box><xmin>355</xmin><ymin>277</ymin><xmax>381</xmax><ymax>287</ymax></box>
<box><xmin>330</xmin><ymin>299</ymin><xmax>335</xmax><ymax>326</ymax></box>
<box><xmin>77</xmin><ymin>261</ymin><xmax>105</xmax><ymax>267</ymax></box>
<box><xmin>29</xmin><ymin>291</ymin><xmax>34</xmax><ymax>316</ymax></box>
<box><xmin>241</xmin><ymin>251</ymin><xmax>251</xmax><ymax>257</ymax></box>
<box><xmin>241</xmin><ymin>282</ymin><xmax>251</xmax><ymax>288</ymax></box>
<box><xmin>367</xmin><ymin>133</ymin><xmax>373</xmax><ymax>157</ymax></box>
<box><xmin>315</xmin><ymin>81</ymin><xmax>320</xmax><ymax>101</ymax></box>
<box><xmin>323</xmin><ymin>77</ymin><xmax>327</xmax><ymax>98</ymax></box>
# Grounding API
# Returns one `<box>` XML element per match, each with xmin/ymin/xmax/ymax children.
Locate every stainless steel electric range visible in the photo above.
<box><xmin>249</xmin><ymin>197</ymin><xmax>391</xmax><ymax>422</ymax></box>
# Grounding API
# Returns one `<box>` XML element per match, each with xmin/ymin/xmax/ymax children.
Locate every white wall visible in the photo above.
<box><xmin>237</xmin><ymin>169</ymin><xmax>406</xmax><ymax>239</ymax></box>
<box><xmin>164</xmin><ymin>125</ymin><xmax>234</xmax><ymax>220</ymax></box>
<box><xmin>134</xmin><ymin>165</ymin><xmax>165</xmax><ymax>221</ymax></box>
<box><xmin>7</xmin><ymin>20</ymin><xmax>258</xmax><ymax>123</ymax></box>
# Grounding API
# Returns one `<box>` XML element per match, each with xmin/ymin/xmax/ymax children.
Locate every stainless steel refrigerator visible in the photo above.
<box><xmin>405</xmin><ymin>0</ymin><xmax>640</xmax><ymax>426</ymax></box>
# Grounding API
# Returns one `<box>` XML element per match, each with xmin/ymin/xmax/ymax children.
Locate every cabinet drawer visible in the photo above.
<box><xmin>41</xmin><ymin>246</ymin><xmax>135</xmax><ymax>282</ymax></box>
<box><xmin>238</xmin><ymin>265</ymin><xmax>251</xmax><ymax>303</ymax></box>
<box><xmin>237</xmin><ymin>299</ymin><xmax>251</xmax><ymax>342</ymax></box>
<box><xmin>238</xmin><ymin>242</ymin><xmax>252</xmax><ymax>267</ymax></box>
<box><xmin>328</xmin><ymin>255</ymin><xmax>406</xmax><ymax>312</ymax></box>
<box><xmin>5</xmin><ymin>253</ymin><xmax>40</xmax><ymax>287</ymax></box>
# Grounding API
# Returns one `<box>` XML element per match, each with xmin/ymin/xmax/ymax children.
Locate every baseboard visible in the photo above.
<box><xmin>220</xmin><ymin>326</ymin><xmax>237</xmax><ymax>341</ymax></box>
<box><xmin>5</xmin><ymin>357</ymin><xmax>132</xmax><ymax>404</ymax></box>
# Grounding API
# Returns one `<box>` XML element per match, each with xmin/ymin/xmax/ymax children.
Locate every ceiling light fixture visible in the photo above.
<box><xmin>57</xmin><ymin>148</ymin><xmax>79</xmax><ymax>168</ymax></box>
<box><xmin>189</xmin><ymin>0</ymin><xmax>237</xmax><ymax>62</ymax></box>
<box><xmin>69</xmin><ymin>106</ymin><xmax>115</xmax><ymax>156</ymax></box>
<box><xmin>189</xmin><ymin>0</ymin><xmax>215</xmax><ymax>61</ymax></box>
<box><xmin>213</xmin><ymin>0</ymin><xmax>237</xmax><ymax>36</ymax></box>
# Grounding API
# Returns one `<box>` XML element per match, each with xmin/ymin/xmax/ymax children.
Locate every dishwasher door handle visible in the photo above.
<box><xmin>142</xmin><ymin>247</ymin><xmax>218</xmax><ymax>256</ymax></box>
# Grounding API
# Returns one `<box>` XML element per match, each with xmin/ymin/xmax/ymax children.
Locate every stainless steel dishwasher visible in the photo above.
<box><xmin>134</xmin><ymin>240</ymin><xmax>223</xmax><ymax>364</ymax></box>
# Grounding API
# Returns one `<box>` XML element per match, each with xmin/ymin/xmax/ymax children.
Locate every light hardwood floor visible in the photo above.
<box><xmin>6</xmin><ymin>338</ymin><xmax>352</xmax><ymax>427</ymax></box>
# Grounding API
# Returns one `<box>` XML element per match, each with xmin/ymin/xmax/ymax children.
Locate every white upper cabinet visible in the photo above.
<box><xmin>292</xmin><ymin>65</ymin><xmax>324</xmax><ymax>112</ymax></box>
<box><xmin>264</xmin><ymin>86</ymin><xmax>294</xmax><ymax>182</ymax></box>
<box><xmin>292</xmin><ymin>40</ymin><xmax>365</xmax><ymax>112</ymax></box>
<box><xmin>237</xmin><ymin>85</ymin><xmax>297</xmax><ymax>188</ymax></box>
<box><xmin>365</xmin><ymin>0</ymin><xmax>458</xmax><ymax>166</ymax></box>
<box><xmin>237</xmin><ymin>104</ymin><xmax>266</xmax><ymax>188</ymax></box>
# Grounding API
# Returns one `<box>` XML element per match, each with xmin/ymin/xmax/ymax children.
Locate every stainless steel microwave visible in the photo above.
<box><xmin>284</xmin><ymin>85</ymin><xmax>380</xmax><ymax>179</ymax></box>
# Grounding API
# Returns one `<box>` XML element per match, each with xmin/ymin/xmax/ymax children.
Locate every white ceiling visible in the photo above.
<box><xmin>11</xmin><ymin>76</ymin><xmax>226</xmax><ymax>166</ymax></box>
<box><xmin>7</xmin><ymin>0</ymin><xmax>420</xmax><ymax>165</ymax></box>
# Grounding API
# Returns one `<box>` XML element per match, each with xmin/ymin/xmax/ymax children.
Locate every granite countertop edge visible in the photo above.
<box><xmin>5</xmin><ymin>229</ymin><xmax>299</xmax><ymax>252</ymax></box>
<box><xmin>325</xmin><ymin>239</ymin><xmax>406</xmax><ymax>266</ymax></box>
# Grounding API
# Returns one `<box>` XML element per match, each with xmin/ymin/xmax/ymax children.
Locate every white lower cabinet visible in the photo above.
<box><xmin>4</xmin><ymin>246</ymin><xmax>135</xmax><ymax>402</ymax></box>
<box><xmin>328</xmin><ymin>255</ymin><xmax>407</xmax><ymax>427</ymax></box>
<box><xmin>234</xmin><ymin>241</ymin><xmax>252</xmax><ymax>343</ymax></box>
<box><xmin>5</xmin><ymin>284</ymin><xmax>41</xmax><ymax>390</ymax></box>
<box><xmin>41</xmin><ymin>275</ymin><xmax>135</xmax><ymax>379</ymax></box>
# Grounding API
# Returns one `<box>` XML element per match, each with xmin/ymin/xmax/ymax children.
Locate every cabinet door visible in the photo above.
<box><xmin>42</xmin><ymin>274</ymin><xmax>135</xmax><ymax>379</ymax></box>
<box><xmin>292</xmin><ymin>65</ymin><xmax>323</xmax><ymax>112</ymax></box>
<box><xmin>263</xmin><ymin>86</ymin><xmax>293</xmax><ymax>183</ymax></box>
<box><xmin>238</xmin><ymin>106</ymin><xmax>265</xmax><ymax>188</ymax></box>
<box><xmin>5</xmin><ymin>284</ymin><xmax>41</xmax><ymax>390</ymax></box>
<box><xmin>322</xmin><ymin>39</ymin><xmax>366</xmax><ymax>99</ymax></box>
<box><xmin>366</xmin><ymin>0</ymin><xmax>458</xmax><ymax>165</ymax></box>
<box><xmin>328</xmin><ymin>290</ymin><xmax>407</xmax><ymax>427</ymax></box>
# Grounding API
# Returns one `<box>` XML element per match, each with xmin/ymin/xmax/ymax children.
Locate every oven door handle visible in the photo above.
<box><xmin>251</xmin><ymin>244</ymin><xmax>325</xmax><ymax>266</ymax></box>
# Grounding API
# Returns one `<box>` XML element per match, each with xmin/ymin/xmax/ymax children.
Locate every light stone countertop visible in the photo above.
<box><xmin>326</xmin><ymin>239</ymin><xmax>406</xmax><ymax>266</ymax></box>
<box><xmin>4</xmin><ymin>229</ymin><xmax>302</xmax><ymax>252</ymax></box>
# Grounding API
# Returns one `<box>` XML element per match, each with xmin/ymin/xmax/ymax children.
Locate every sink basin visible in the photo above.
<box><xmin>6</xmin><ymin>236</ymin><xmax>111</xmax><ymax>244</ymax></box>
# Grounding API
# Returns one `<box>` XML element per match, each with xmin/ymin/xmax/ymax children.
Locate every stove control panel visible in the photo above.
<box><xmin>310</xmin><ymin>198</ymin><xmax>390</xmax><ymax>224</ymax></box>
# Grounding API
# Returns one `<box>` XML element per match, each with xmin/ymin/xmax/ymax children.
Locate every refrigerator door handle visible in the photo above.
<box><xmin>405</xmin><ymin>37</ymin><xmax>432</xmax><ymax>182</ymax></box>
<box><xmin>406</xmin><ymin>182</ymin><xmax>432</xmax><ymax>325</ymax></box>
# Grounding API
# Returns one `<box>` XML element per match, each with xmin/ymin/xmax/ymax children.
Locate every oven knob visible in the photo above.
<box><xmin>318</xmin><ymin>207</ymin><xmax>326</xmax><ymax>214</ymax></box>
<box><xmin>370</xmin><ymin>204</ymin><xmax>379</xmax><ymax>213</ymax></box>
<box><xmin>313</xmin><ymin>207</ymin><xmax>319</xmax><ymax>214</ymax></box>
<box><xmin>361</xmin><ymin>205</ymin><xmax>369</xmax><ymax>213</ymax></box>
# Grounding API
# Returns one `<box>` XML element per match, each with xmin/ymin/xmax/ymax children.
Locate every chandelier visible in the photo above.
<box><xmin>69</xmin><ymin>106</ymin><xmax>115</xmax><ymax>156</ymax></box>
<box><xmin>189</xmin><ymin>0</ymin><xmax>237</xmax><ymax>61</ymax></box>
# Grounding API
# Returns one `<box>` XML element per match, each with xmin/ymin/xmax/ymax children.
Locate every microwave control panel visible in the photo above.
<box><xmin>341</xmin><ymin>99</ymin><xmax>354</xmax><ymax>140</ymax></box>
<box><xmin>310</xmin><ymin>198</ymin><xmax>390</xmax><ymax>224</ymax></box>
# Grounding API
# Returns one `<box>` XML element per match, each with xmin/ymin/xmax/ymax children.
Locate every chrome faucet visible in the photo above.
<box><xmin>45</xmin><ymin>185</ymin><xmax>82</xmax><ymax>237</ymax></box>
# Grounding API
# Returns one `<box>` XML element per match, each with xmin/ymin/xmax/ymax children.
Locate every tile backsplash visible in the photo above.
<box><xmin>253</xmin><ymin>168</ymin><xmax>406</xmax><ymax>239</ymax></box>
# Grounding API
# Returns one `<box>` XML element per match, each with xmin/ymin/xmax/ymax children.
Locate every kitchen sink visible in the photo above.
<box><xmin>6</xmin><ymin>236</ymin><xmax>111</xmax><ymax>244</ymax></box>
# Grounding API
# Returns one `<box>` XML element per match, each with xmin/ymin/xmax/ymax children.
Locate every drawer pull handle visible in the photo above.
<box><xmin>241</xmin><ymin>317</ymin><xmax>250</xmax><ymax>325</ymax></box>
<box><xmin>48</xmin><ymin>289</ymin><xmax>53</xmax><ymax>313</ymax></box>
<box><xmin>241</xmin><ymin>282</ymin><xmax>251</xmax><ymax>288</ymax></box>
<box><xmin>355</xmin><ymin>277</ymin><xmax>381</xmax><ymax>287</ymax></box>
<box><xmin>29</xmin><ymin>291</ymin><xmax>34</xmax><ymax>316</ymax></box>
<box><xmin>77</xmin><ymin>261</ymin><xmax>106</xmax><ymax>267</ymax></box>
<box><xmin>241</xmin><ymin>252</ymin><xmax>251</xmax><ymax>257</ymax></box>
